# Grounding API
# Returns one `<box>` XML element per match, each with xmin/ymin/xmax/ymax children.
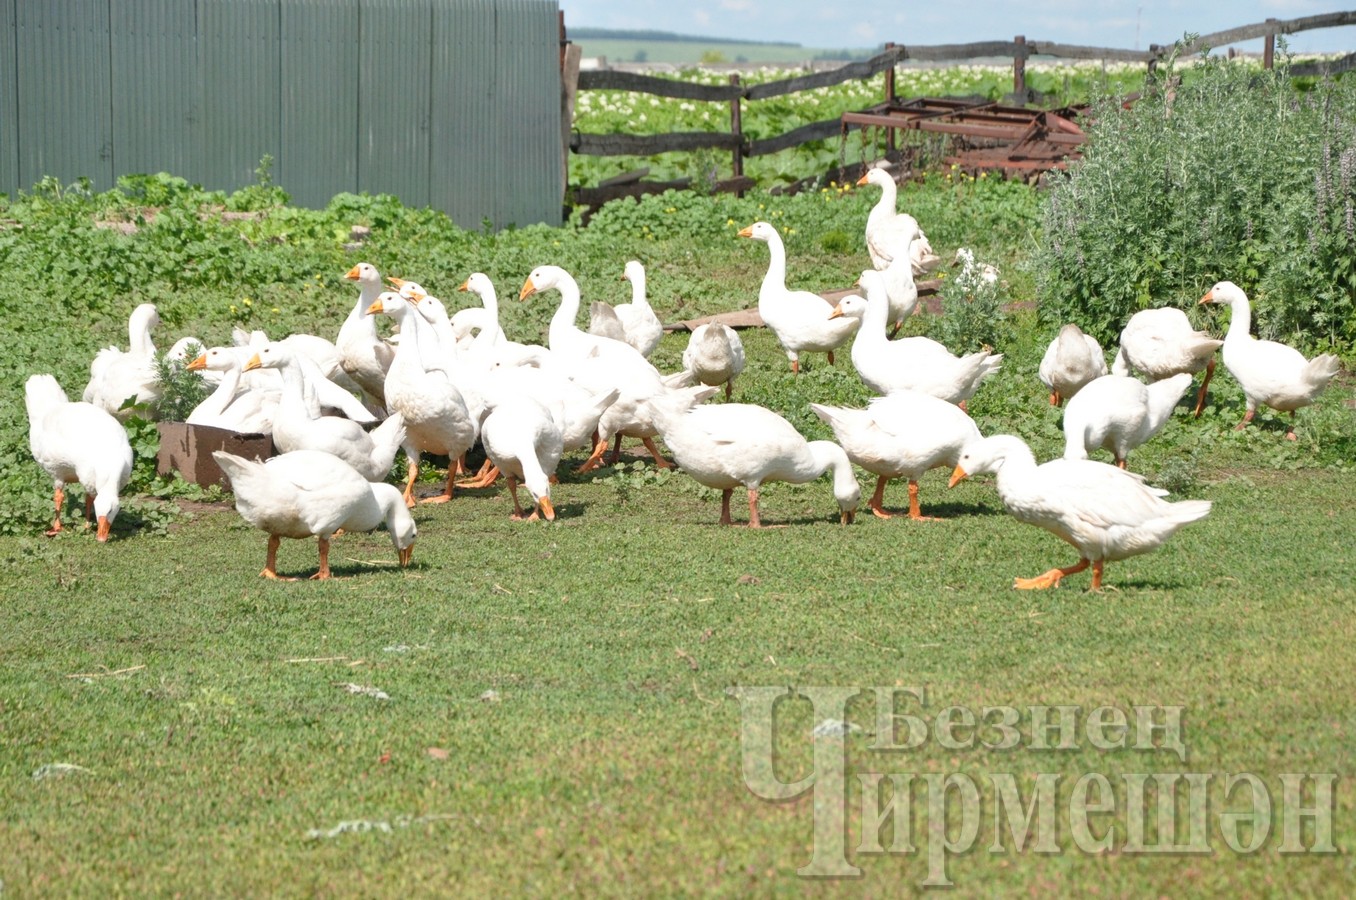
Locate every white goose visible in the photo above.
<box><xmin>857</xmin><ymin>167</ymin><xmax>940</xmax><ymax>275</ymax></box>
<box><xmin>519</xmin><ymin>265</ymin><xmax>687</xmax><ymax>470</ymax></box>
<box><xmin>1111</xmin><ymin>307</ymin><xmax>1223</xmax><ymax>417</ymax></box>
<box><xmin>479</xmin><ymin>395</ymin><xmax>564</xmax><ymax>521</ymax></box>
<box><xmin>245</xmin><ymin>343</ymin><xmax>407</xmax><ymax>482</ymax></box>
<box><xmin>1062</xmin><ymin>373</ymin><xmax>1193</xmax><ymax>468</ymax></box>
<box><xmin>812</xmin><ymin>391</ymin><xmax>981</xmax><ymax>520</ymax></box>
<box><xmin>650</xmin><ymin>398</ymin><xmax>860</xmax><ymax>527</ymax></box>
<box><xmin>338</xmin><ymin>263</ymin><xmax>395</xmax><ymax>410</ymax></box>
<box><xmin>739</xmin><ymin>221</ymin><xmax>859</xmax><ymax>373</ymax></box>
<box><xmin>458</xmin><ymin>273</ymin><xmax>537</xmax><ymax>367</ymax></box>
<box><xmin>368</xmin><ymin>291</ymin><xmax>477</xmax><ymax>505</ymax></box>
<box><xmin>1038</xmin><ymin>323</ymin><xmax>1108</xmax><ymax>406</ymax></box>
<box><xmin>1200</xmin><ymin>280</ymin><xmax>1342</xmax><ymax>439</ymax></box>
<box><xmin>26</xmin><ymin>374</ymin><xmax>133</xmax><ymax>542</ymax></box>
<box><xmin>830</xmin><ymin>271</ymin><xmax>1002</xmax><ymax>405</ymax></box>
<box><xmin>588</xmin><ymin>300</ymin><xmax>628</xmax><ymax>343</ymax></box>
<box><xmin>681</xmin><ymin>322</ymin><xmax>746</xmax><ymax>399</ymax></box>
<box><xmin>185</xmin><ymin>347</ymin><xmax>280</xmax><ymax>434</ymax></box>
<box><xmin>949</xmin><ymin>435</ymin><xmax>1211</xmax><ymax>591</ymax></box>
<box><xmin>83</xmin><ymin>302</ymin><xmax>161</xmax><ymax>419</ymax></box>
<box><xmin>214</xmin><ymin>449</ymin><xmax>416</xmax><ymax>580</ymax></box>
<box><xmin>615</xmin><ymin>260</ymin><xmax>665</xmax><ymax>358</ymax></box>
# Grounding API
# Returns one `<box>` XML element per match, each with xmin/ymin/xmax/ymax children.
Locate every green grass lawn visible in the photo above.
<box><xmin>3</xmin><ymin>320</ymin><xmax>1355</xmax><ymax>894</ymax></box>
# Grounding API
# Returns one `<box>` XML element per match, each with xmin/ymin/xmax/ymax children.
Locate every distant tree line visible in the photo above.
<box><xmin>570</xmin><ymin>27</ymin><xmax>801</xmax><ymax>47</ymax></box>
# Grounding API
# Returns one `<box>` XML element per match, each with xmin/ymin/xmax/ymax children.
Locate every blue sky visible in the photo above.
<box><xmin>556</xmin><ymin>1</ymin><xmax>1356</xmax><ymax>55</ymax></box>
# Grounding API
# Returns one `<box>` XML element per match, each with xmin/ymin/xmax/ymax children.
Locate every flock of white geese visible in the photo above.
<box><xmin>24</xmin><ymin>168</ymin><xmax>1344</xmax><ymax>589</ymax></box>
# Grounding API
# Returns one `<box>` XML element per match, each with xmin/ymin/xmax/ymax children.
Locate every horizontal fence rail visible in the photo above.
<box><xmin>566</xmin><ymin>9</ymin><xmax>1356</xmax><ymax>207</ymax></box>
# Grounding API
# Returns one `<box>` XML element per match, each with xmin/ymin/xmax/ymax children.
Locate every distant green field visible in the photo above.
<box><xmin>574</xmin><ymin>38</ymin><xmax>868</xmax><ymax>66</ymax></box>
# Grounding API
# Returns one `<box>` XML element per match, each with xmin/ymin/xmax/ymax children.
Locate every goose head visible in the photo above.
<box><xmin>460</xmin><ymin>272</ymin><xmax>496</xmax><ymax>299</ymax></box>
<box><xmin>345</xmin><ymin>262</ymin><xmax>381</xmax><ymax>287</ymax></box>
<box><xmin>366</xmin><ymin>290</ymin><xmax>409</xmax><ymax>318</ymax></box>
<box><xmin>519</xmin><ymin>265</ymin><xmax>574</xmax><ymax>301</ymax></box>
<box><xmin>737</xmin><ymin>221</ymin><xmax>777</xmax><ymax>243</ymax></box>
<box><xmin>187</xmin><ymin>346</ymin><xmax>243</xmax><ymax>374</ymax></box>
<box><xmin>242</xmin><ymin>341</ymin><xmax>296</xmax><ymax>372</ymax></box>
<box><xmin>1199</xmin><ymin>280</ymin><xmax>1246</xmax><ymax>306</ymax></box>
<box><xmin>828</xmin><ymin>295</ymin><xmax>867</xmax><ymax>321</ymax></box>
<box><xmin>622</xmin><ymin>259</ymin><xmax>645</xmax><ymax>284</ymax></box>
<box><xmin>856</xmin><ymin>167</ymin><xmax>892</xmax><ymax>189</ymax></box>
<box><xmin>948</xmin><ymin>435</ymin><xmax>1032</xmax><ymax>486</ymax></box>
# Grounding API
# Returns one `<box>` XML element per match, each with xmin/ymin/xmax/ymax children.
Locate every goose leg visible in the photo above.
<box><xmin>45</xmin><ymin>484</ymin><xmax>65</xmax><ymax>537</ymax></box>
<box><xmin>724</xmin><ymin>381</ymin><xmax>733</xmax><ymax>400</ymax></box>
<box><xmin>507</xmin><ymin>475</ymin><xmax>528</xmax><ymax>520</ymax></box>
<box><xmin>641</xmin><ymin>436</ymin><xmax>673</xmax><ymax>469</ymax></box>
<box><xmin>869</xmin><ymin>476</ymin><xmax>893</xmax><ymax>519</ymax></box>
<box><xmin>1090</xmin><ymin>560</ymin><xmax>1105</xmax><ymax>591</ymax></box>
<box><xmin>420</xmin><ymin>470</ymin><xmax>455</xmax><ymax>504</ymax></box>
<box><xmin>719</xmin><ymin>488</ymin><xmax>734</xmax><ymax>525</ymax></box>
<box><xmin>907</xmin><ymin>480</ymin><xmax>938</xmax><ymax>521</ymax></box>
<box><xmin>605</xmin><ymin>433</ymin><xmax>624</xmax><ymax>465</ymax></box>
<box><xmin>1286</xmin><ymin>411</ymin><xmax>1298</xmax><ymax>441</ymax></box>
<box><xmin>747</xmin><ymin>488</ymin><xmax>762</xmax><ymax>528</ymax></box>
<box><xmin>1192</xmin><ymin>358</ymin><xmax>1216</xmax><ymax>418</ymax></box>
<box><xmin>1014</xmin><ymin>557</ymin><xmax>1090</xmax><ymax>590</ymax></box>
<box><xmin>261</xmin><ymin>534</ymin><xmax>296</xmax><ymax>581</ymax></box>
<box><xmin>402</xmin><ymin>454</ymin><xmax>419</xmax><ymax>508</ymax></box>
<box><xmin>310</xmin><ymin>536</ymin><xmax>332</xmax><ymax>580</ymax></box>
<box><xmin>84</xmin><ymin>492</ymin><xmax>95</xmax><ymax>521</ymax></box>
<box><xmin>789</xmin><ymin>357</ymin><xmax>800</xmax><ymax>374</ymax></box>
<box><xmin>457</xmin><ymin>458</ymin><xmax>496</xmax><ymax>486</ymax></box>
<box><xmin>576</xmin><ymin>436</ymin><xmax>610</xmax><ymax>473</ymax></box>
<box><xmin>1233</xmin><ymin>407</ymin><xmax>1255</xmax><ymax>432</ymax></box>
<box><xmin>826</xmin><ymin>351</ymin><xmax>835</xmax><ymax>366</ymax></box>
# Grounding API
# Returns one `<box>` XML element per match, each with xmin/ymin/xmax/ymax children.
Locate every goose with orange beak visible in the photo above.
<box><xmin>948</xmin><ymin>435</ymin><xmax>1210</xmax><ymax>591</ymax></box>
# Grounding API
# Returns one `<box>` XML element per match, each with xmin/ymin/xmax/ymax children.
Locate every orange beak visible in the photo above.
<box><xmin>828</xmin><ymin>305</ymin><xmax>844</xmax><ymax>320</ymax></box>
<box><xmin>243</xmin><ymin>354</ymin><xmax>262</xmax><ymax>372</ymax></box>
<box><xmin>367</xmin><ymin>300</ymin><xmax>385</xmax><ymax>315</ymax></box>
<box><xmin>186</xmin><ymin>354</ymin><xmax>208</xmax><ymax>371</ymax></box>
<box><xmin>840</xmin><ymin>509</ymin><xmax>855</xmax><ymax>525</ymax></box>
<box><xmin>519</xmin><ymin>277</ymin><xmax>537</xmax><ymax>301</ymax></box>
<box><xmin>737</xmin><ymin>225</ymin><xmax>754</xmax><ymax>238</ymax></box>
<box><xmin>1199</xmin><ymin>289</ymin><xmax>1215</xmax><ymax>304</ymax></box>
<box><xmin>387</xmin><ymin>276</ymin><xmax>407</xmax><ymax>288</ymax></box>
<box><xmin>96</xmin><ymin>515</ymin><xmax>111</xmax><ymax>542</ymax></box>
<box><xmin>855</xmin><ymin>173</ymin><xmax>869</xmax><ymax>186</ymax></box>
<box><xmin>398</xmin><ymin>544</ymin><xmax>414</xmax><ymax>567</ymax></box>
<box><xmin>539</xmin><ymin>497</ymin><xmax>555</xmax><ymax>521</ymax></box>
<box><xmin>344</xmin><ymin>265</ymin><xmax>361</xmax><ymax>280</ymax></box>
<box><xmin>458</xmin><ymin>279</ymin><xmax>471</xmax><ymax>292</ymax></box>
<box><xmin>408</xmin><ymin>287</ymin><xmax>426</xmax><ymax>303</ymax></box>
<box><xmin>947</xmin><ymin>466</ymin><xmax>968</xmax><ymax>488</ymax></box>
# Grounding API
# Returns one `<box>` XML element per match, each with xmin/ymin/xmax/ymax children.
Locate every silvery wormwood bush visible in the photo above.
<box><xmin>1035</xmin><ymin>44</ymin><xmax>1356</xmax><ymax>351</ymax></box>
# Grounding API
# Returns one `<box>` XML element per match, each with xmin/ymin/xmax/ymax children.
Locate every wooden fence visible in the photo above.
<box><xmin>563</xmin><ymin>10</ymin><xmax>1356</xmax><ymax>207</ymax></box>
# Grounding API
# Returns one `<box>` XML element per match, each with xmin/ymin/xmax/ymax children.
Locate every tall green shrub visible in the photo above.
<box><xmin>1036</xmin><ymin>48</ymin><xmax>1356</xmax><ymax>350</ymax></box>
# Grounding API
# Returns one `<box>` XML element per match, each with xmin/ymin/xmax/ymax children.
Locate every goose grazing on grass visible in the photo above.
<box><xmin>1062</xmin><ymin>373</ymin><xmax>1193</xmax><ymax>468</ymax></box>
<box><xmin>739</xmin><ymin>221</ymin><xmax>859</xmax><ymax>373</ymax></box>
<box><xmin>368</xmin><ymin>291</ymin><xmax>477</xmax><ymax>506</ymax></box>
<box><xmin>479</xmin><ymin>395</ymin><xmax>564</xmax><ymax>521</ymax></box>
<box><xmin>27</xmin><ymin>374</ymin><xmax>133</xmax><ymax>542</ymax></box>
<box><xmin>830</xmin><ymin>271</ymin><xmax>1001</xmax><ymax>405</ymax></box>
<box><xmin>83</xmin><ymin>302</ymin><xmax>161</xmax><ymax>419</ymax></box>
<box><xmin>245</xmin><ymin>343</ymin><xmax>407</xmax><ymax>482</ymax></box>
<box><xmin>651</xmin><ymin>397</ymin><xmax>860</xmax><ymax>527</ymax></box>
<box><xmin>949</xmin><ymin>435</ymin><xmax>1211</xmax><ymax>591</ymax></box>
<box><xmin>681</xmin><ymin>322</ymin><xmax>746</xmax><ymax>399</ymax></box>
<box><xmin>857</xmin><ymin>167</ymin><xmax>940</xmax><ymax>276</ymax></box>
<box><xmin>812</xmin><ymin>391</ymin><xmax>981</xmax><ymax>520</ymax></box>
<box><xmin>338</xmin><ymin>262</ymin><xmax>395</xmax><ymax>410</ymax></box>
<box><xmin>1039</xmin><ymin>323</ymin><xmax>1108</xmax><ymax>406</ymax></box>
<box><xmin>1111</xmin><ymin>307</ymin><xmax>1223</xmax><ymax>417</ymax></box>
<box><xmin>214</xmin><ymin>450</ymin><xmax>416</xmax><ymax>580</ymax></box>
<box><xmin>1199</xmin><ymin>280</ymin><xmax>1342</xmax><ymax>439</ymax></box>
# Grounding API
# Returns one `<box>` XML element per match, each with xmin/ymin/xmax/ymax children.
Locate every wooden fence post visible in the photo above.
<box><xmin>729</xmin><ymin>73</ymin><xmax>744</xmax><ymax>194</ymax></box>
<box><xmin>1263</xmin><ymin>17</ymin><xmax>1277</xmax><ymax>69</ymax></box>
<box><xmin>884</xmin><ymin>42</ymin><xmax>897</xmax><ymax>152</ymax></box>
<box><xmin>1013</xmin><ymin>35</ymin><xmax>1026</xmax><ymax>102</ymax></box>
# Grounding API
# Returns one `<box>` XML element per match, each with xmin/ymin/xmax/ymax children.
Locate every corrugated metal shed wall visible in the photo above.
<box><xmin>0</xmin><ymin>0</ymin><xmax>18</xmax><ymax>192</ymax></box>
<box><xmin>0</xmin><ymin>0</ymin><xmax>562</xmax><ymax>228</ymax></box>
